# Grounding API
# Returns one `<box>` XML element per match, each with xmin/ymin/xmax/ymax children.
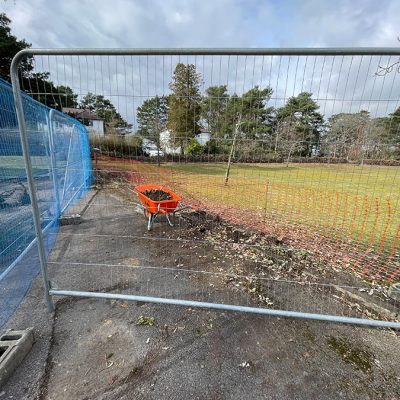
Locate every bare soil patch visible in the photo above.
<box><xmin>142</xmin><ymin>189</ymin><xmax>172</xmax><ymax>201</ymax></box>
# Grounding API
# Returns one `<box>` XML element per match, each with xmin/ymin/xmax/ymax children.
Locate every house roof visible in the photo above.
<box><xmin>62</xmin><ymin>107</ymin><xmax>103</xmax><ymax>121</ymax></box>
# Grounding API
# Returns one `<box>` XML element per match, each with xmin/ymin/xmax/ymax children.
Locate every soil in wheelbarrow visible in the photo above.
<box><xmin>143</xmin><ymin>189</ymin><xmax>173</xmax><ymax>201</ymax></box>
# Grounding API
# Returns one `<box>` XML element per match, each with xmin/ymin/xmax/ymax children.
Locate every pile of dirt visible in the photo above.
<box><xmin>143</xmin><ymin>189</ymin><xmax>172</xmax><ymax>201</ymax></box>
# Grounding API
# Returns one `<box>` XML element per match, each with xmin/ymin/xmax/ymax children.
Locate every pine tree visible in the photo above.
<box><xmin>168</xmin><ymin>63</ymin><xmax>202</xmax><ymax>153</ymax></box>
<box><xmin>221</xmin><ymin>86</ymin><xmax>274</xmax><ymax>138</ymax></box>
<box><xmin>137</xmin><ymin>95</ymin><xmax>169</xmax><ymax>145</ymax></box>
<box><xmin>275</xmin><ymin>92</ymin><xmax>324</xmax><ymax>157</ymax></box>
<box><xmin>201</xmin><ymin>85</ymin><xmax>229</xmax><ymax>138</ymax></box>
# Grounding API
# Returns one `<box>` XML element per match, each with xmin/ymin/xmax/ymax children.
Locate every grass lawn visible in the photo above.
<box><xmin>98</xmin><ymin>158</ymin><xmax>400</xmax><ymax>263</ymax></box>
<box><xmin>169</xmin><ymin>163</ymin><xmax>399</xmax><ymax>252</ymax></box>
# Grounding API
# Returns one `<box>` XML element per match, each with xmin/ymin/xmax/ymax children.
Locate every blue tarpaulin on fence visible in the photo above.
<box><xmin>0</xmin><ymin>78</ymin><xmax>91</xmax><ymax>329</ymax></box>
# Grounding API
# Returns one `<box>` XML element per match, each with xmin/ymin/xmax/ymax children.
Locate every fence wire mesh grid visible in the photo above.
<box><xmin>9</xmin><ymin>49</ymin><xmax>400</xmax><ymax>328</ymax></box>
<box><xmin>0</xmin><ymin>77</ymin><xmax>91</xmax><ymax>328</ymax></box>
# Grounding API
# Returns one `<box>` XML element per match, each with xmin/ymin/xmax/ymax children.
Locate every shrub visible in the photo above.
<box><xmin>185</xmin><ymin>138</ymin><xmax>203</xmax><ymax>156</ymax></box>
<box><xmin>203</xmin><ymin>138</ymin><xmax>229</xmax><ymax>155</ymax></box>
<box><xmin>90</xmin><ymin>134</ymin><xmax>143</xmax><ymax>158</ymax></box>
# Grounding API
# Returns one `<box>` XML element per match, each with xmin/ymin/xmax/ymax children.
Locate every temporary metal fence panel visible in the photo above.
<box><xmin>10</xmin><ymin>48</ymin><xmax>400</xmax><ymax>328</ymax></box>
<box><xmin>0</xmin><ymin>77</ymin><xmax>91</xmax><ymax>327</ymax></box>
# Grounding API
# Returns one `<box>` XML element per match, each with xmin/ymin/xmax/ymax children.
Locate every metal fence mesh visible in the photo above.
<box><xmin>0</xmin><ymin>77</ymin><xmax>91</xmax><ymax>328</ymax></box>
<box><xmin>9</xmin><ymin>50</ymin><xmax>400</xmax><ymax>327</ymax></box>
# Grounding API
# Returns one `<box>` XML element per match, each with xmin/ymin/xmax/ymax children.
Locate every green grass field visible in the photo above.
<box><xmin>127</xmin><ymin>161</ymin><xmax>399</xmax><ymax>258</ymax></box>
<box><xmin>162</xmin><ymin>162</ymin><xmax>400</xmax><ymax>198</ymax></box>
<box><xmin>97</xmin><ymin>158</ymin><xmax>400</xmax><ymax>256</ymax></box>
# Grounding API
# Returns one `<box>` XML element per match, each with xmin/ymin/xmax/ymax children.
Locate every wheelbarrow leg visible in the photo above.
<box><xmin>147</xmin><ymin>213</ymin><xmax>156</xmax><ymax>231</ymax></box>
<box><xmin>166</xmin><ymin>213</ymin><xmax>175</xmax><ymax>227</ymax></box>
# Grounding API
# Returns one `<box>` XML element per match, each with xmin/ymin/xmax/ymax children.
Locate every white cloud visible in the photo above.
<box><xmin>2</xmin><ymin>0</ymin><xmax>266</xmax><ymax>48</ymax></box>
<box><xmin>2</xmin><ymin>0</ymin><xmax>400</xmax><ymax>127</ymax></box>
<box><xmin>292</xmin><ymin>0</ymin><xmax>400</xmax><ymax>47</ymax></box>
<box><xmin>2</xmin><ymin>0</ymin><xmax>400</xmax><ymax>48</ymax></box>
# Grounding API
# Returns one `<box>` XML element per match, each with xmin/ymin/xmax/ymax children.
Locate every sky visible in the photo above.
<box><xmin>1</xmin><ymin>0</ymin><xmax>400</xmax><ymax>128</ymax></box>
<box><xmin>2</xmin><ymin>0</ymin><xmax>400</xmax><ymax>49</ymax></box>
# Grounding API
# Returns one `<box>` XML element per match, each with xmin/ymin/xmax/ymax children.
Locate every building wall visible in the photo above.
<box><xmin>195</xmin><ymin>131</ymin><xmax>211</xmax><ymax>145</ymax></box>
<box><xmin>160</xmin><ymin>129</ymin><xmax>181</xmax><ymax>154</ymax></box>
<box><xmin>88</xmin><ymin>119</ymin><xmax>104</xmax><ymax>135</ymax></box>
<box><xmin>160</xmin><ymin>129</ymin><xmax>211</xmax><ymax>153</ymax></box>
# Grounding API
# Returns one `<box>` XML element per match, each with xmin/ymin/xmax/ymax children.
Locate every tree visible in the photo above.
<box><xmin>360</xmin><ymin>114</ymin><xmax>400</xmax><ymax>160</ymax></box>
<box><xmin>137</xmin><ymin>95</ymin><xmax>169</xmax><ymax>165</ymax></box>
<box><xmin>80</xmin><ymin>92</ymin><xmax>131</xmax><ymax>133</ymax></box>
<box><xmin>275</xmin><ymin>92</ymin><xmax>324</xmax><ymax>158</ymax></box>
<box><xmin>0</xmin><ymin>13</ymin><xmax>32</xmax><ymax>81</ymax></box>
<box><xmin>214</xmin><ymin>86</ymin><xmax>274</xmax><ymax>159</ymax></box>
<box><xmin>201</xmin><ymin>85</ymin><xmax>229</xmax><ymax>138</ymax></box>
<box><xmin>325</xmin><ymin>111</ymin><xmax>370</xmax><ymax>160</ymax></box>
<box><xmin>80</xmin><ymin>92</ymin><xmax>101</xmax><ymax>112</ymax></box>
<box><xmin>185</xmin><ymin>138</ymin><xmax>203</xmax><ymax>156</ymax></box>
<box><xmin>323</xmin><ymin>110</ymin><xmax>399</xmax><ymax>162</ymax></box>
<box><xmin>0</xmin><ymin>14</ymin><xmax>79</xmax><ymax>110</ymax></box>
<box><xmin>168</xmin><ymin>63</ymin><xmax>202</xmax><ymax>153</ymax></box>
<box><xmin>222</xmin><ymin>87</ymin><xmax>274</xmax><ymax>139</ymax></box>
<box><xmin>57</xmin><ymin>85</ymin><xmax>78</xmax><ymax>109</ymax></box>
<box><xmin>222</xmin><ymin>93</ymin><xmax>241</xmax><ymax>137</ymax></box>
<box><xmin>363</xmin><ymin>117</ymin><xmax>392</xmax><ymax>160</ymax></box>
<box><xmin>21</xmin><ymin>72</ymin><xmax>78</xmax><ymax>110</ymax></box>
<box><xmin>137</xmin><ymin>95</ymin><xmax>169</xmax><ymax>144</ymax></box>
<box><xmin>274</xmin><ymin>117</ymin><xmax>303</xmax><ymax>165</ymax></box>
<box><xmin>388</xmin><ymin>107</ymin><xmax>400</xmax><ymax>144</ymax></box>
<box><xmin>236</xmin><ymin>86</ymin><xmax>274</xmax><ymax>140</ymax></box>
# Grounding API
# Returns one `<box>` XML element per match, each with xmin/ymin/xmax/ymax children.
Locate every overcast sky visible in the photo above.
<box><xmin>2</xmin><ymin>0</ymin><xmax>400</xmax><ymax>128</ymax></box>
<box><xmin>2</xmin><ymin>0</ymin><xmax>400</xmax><ymax>49</ymax></box>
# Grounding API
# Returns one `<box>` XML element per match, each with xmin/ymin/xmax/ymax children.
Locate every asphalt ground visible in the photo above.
<box><xmin>1</xmin><ymin>187</ymin><xmax>399</xmax><ymax>400</ymax></box>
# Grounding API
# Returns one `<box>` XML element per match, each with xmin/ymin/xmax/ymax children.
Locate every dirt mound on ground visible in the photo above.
<box><xmin>143</xmin><ymin>189</ymin><xmax>173</xmax><ymax>201</ymax></box>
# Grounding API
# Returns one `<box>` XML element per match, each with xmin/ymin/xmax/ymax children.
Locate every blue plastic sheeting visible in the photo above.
<box><xmin>0</xmin><ymin>78</ymin><xmax>91</xmax><ymax>328</ymax></box>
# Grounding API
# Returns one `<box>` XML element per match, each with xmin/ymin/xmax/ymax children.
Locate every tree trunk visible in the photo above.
<box><xmin>225</xmin><ymin>119</ymin><xmax>241</xmax><ymax>186</ymax></box>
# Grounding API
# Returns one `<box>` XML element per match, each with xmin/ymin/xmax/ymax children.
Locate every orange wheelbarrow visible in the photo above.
<box><xmin>135</xmin><ymin>184</ymin><xmax>184</xmax><ymax>231</ymax></box>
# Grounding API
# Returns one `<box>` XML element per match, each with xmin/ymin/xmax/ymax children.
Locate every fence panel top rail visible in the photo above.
<box><xmin>10</xmin><ymin>47</ymin><xmax>400</xmax><ymax>60</ymax></box>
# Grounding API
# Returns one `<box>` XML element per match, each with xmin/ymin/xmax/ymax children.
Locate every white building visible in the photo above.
<box><xmin>159</xmin><ymin>129</ymin><xmax>181</xmax><ymax>155</ymax></box>
<box><xmin>159</xmin><ymin>128</ymin><xmax>211</xmax><ymax>154</ymax></box>
<box><xmin>62</xmin><ymin>108</ymin><xmax>105</xmax><ymax>135</ymax></box>
<box><xmin>196</xmin><ymin>128</ymin><xmax>211</xmax><ymax>145</ymax></box>
<box><xmin>142</xmin><ymin>138</ymin><xmax>165</xmax><ymax>157</ymax></box>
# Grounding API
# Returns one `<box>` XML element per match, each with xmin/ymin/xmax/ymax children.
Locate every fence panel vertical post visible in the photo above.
<box><xmin>48</xmin><ymin>109</ymin><xmax>61</xmax><ymax>217</ymax></box>
<box><xmin>10</xmin><ymin>53</ymin><xmax>54</xmax><ymax>312</ymax></box>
